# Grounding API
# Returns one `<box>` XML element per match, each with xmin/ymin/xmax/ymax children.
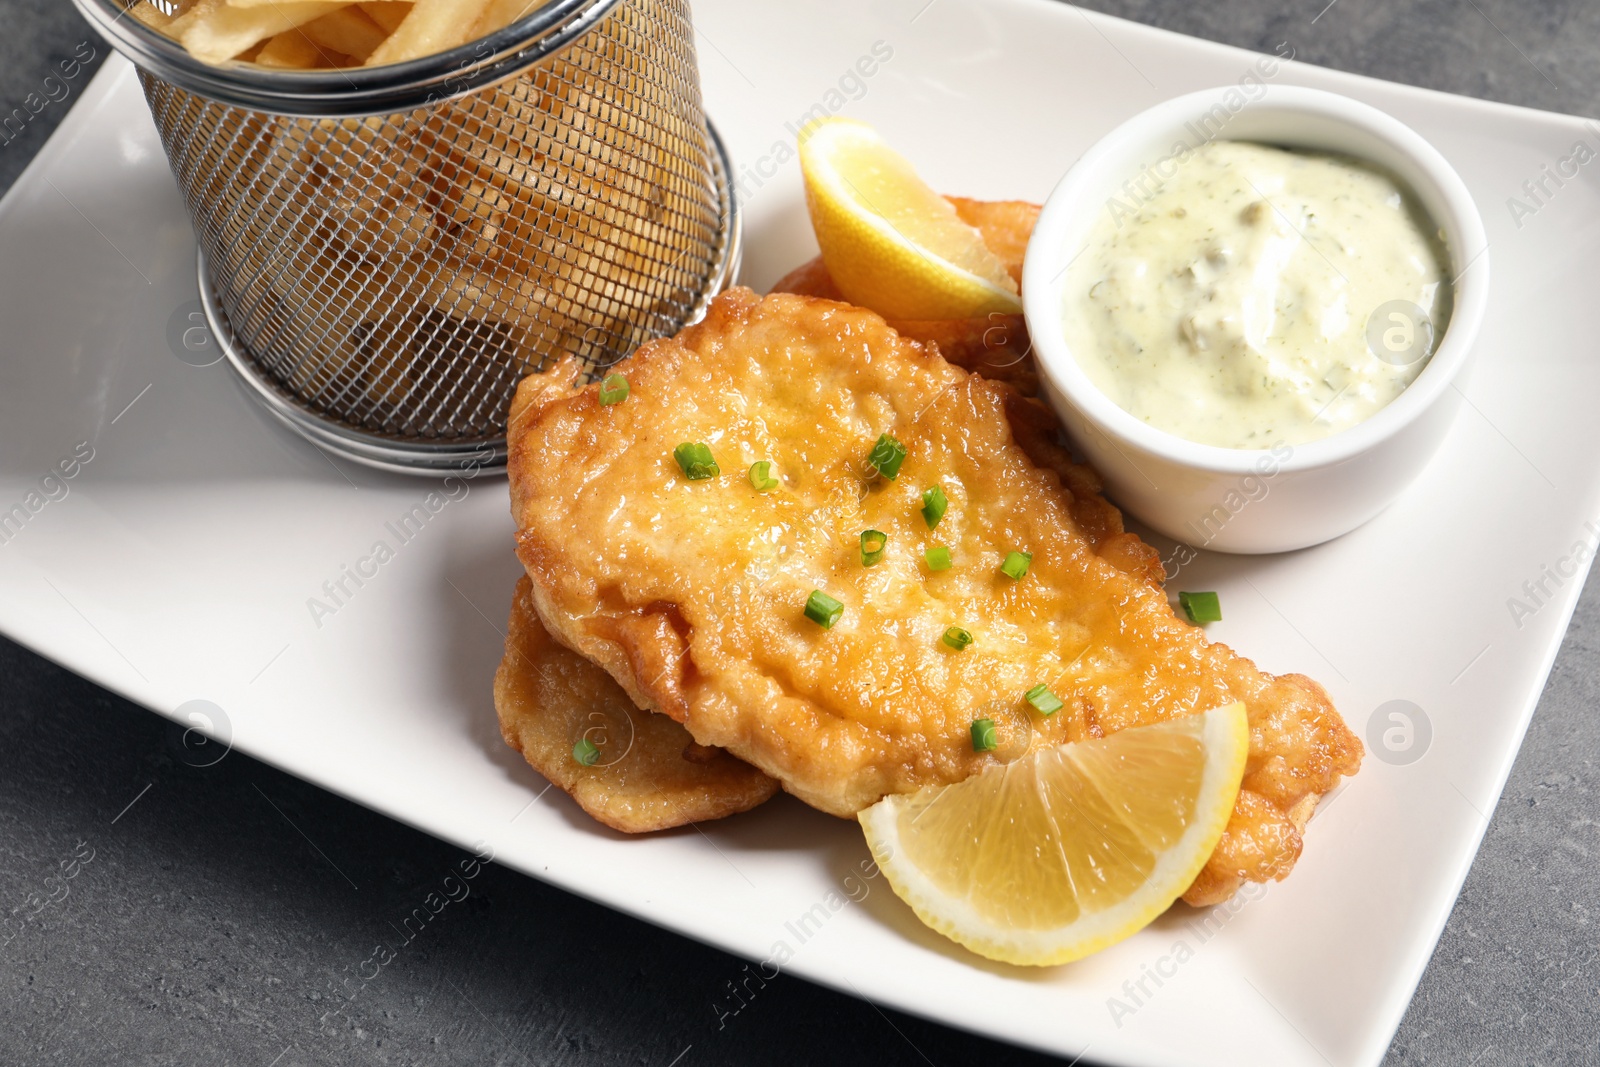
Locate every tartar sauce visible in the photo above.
<box><xmin>1062</xmin><ymin>140</ymin><xmax>1451</xmax><ymax>449</ymax></box>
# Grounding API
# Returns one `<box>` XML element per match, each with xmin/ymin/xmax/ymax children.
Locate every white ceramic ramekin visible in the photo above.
<box><xmin>1022</xmin><ymin>84</ymin><xmax>1489</xmax><ymax>554</ymax></box>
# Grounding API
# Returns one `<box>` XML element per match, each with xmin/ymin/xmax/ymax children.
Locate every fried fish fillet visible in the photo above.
<box><xmin>494</xmin><ymin>576</ymin><xmax>777</xmax><ymax>832</ymax></box>
<box><xmin>773</xmin><ymin>197</ymin><xmax>1040</xmax><ymax>396</ymax></box>
<box><xmin>507</xmin><ymin>288</ymin><xmax>1361</xmax><ymax>903</ymax></box>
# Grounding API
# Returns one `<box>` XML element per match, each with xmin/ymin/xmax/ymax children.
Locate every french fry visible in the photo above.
<box><xmin>262</xmin><ymin>236</ymin><xmax>426</xmax><ymax>408</ymax></box>
<box><xmin>173</xmin><ymin>0</ymin><xmax>351</xmax><ymax>64</ymax></box>
<box><xmin>427</xmin><ymin>266</ymin><xmax>539</xmax><ymax>321</ymax></box>
<box><xmin>345</xmin><ymin>313</ymin><xmax>421</xmax><ymax>410</ymax></box>
<box><xmin>223</xmin><ymin>0</ymin><xmax>405</xmax><ymax>45</ymax></box>
<box><xmin>357</xmin><ymin>1</ymin><xmax>412</xmax><ymax>34</ymax></box>
<box><xmin>145</xmin><ymin>0</ymin><xmax>202</xmax><ymax>20</ymax></box>
<box><xmin>136</xmin><ymin>0</ymin><xmax>680</xmax><ymax>429</ymax></box>
<box><xmin>268</xmin><ymin>115</ymin><xmax>444</xmax><ymax>260</ymax></box>
<box><xmin>364</xmin><ymin>0</ymin><xmax>493</xmax><ymax>66</ymax></box>
<box><xmin>470</xmin><ymin>0</ymin><xmax>551</xmax><ymax>37</ymax></box>
<box><xmin>446</xmin><ymin>177</ymin><xmax>515</xmax><ymax>261</ymax></box>
<box><xmin>255</xmin><ymin>29</ymin><xmax>333</xmax><ymax>69</ymax></box>
<box><xmin>163</xmin><ymin>0</ymin><xmax>213</xmax><ymax>34</ymax></box>
<box><xmin>127</xmin><ymin>0</ymin><xmax>176</xmax><ymax>31</ymax></box>
<box><xmin>300</xmin><ymin>7</ymin><xmax>389</xmax><ymax>61</ymax></box>
<box><xmin>326</xmin><ymin>191</ymin><xmax>438</xmax><ymax>258</ymax></box>
<box><xmin>152</xmin><ymin>0</ymin><xmax>542</xmax><ymax>67</ymax></box>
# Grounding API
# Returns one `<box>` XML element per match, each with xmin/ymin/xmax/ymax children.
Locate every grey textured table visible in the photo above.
<box><xmin>2</xmin><ymin>2</ymin><xmax>1597</xmax><ymax>1065</ymax></box>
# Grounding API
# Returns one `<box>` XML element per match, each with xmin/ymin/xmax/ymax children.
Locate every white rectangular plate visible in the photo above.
<box><xmin>3</xmin><ymin>3</ymin><xmax>1597</xmax><ymax>1065</ymax></box>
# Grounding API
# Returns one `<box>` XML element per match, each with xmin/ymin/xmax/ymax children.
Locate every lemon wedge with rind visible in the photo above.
<box><xmin>858</xmin><ymin>702</ymin><xmax>1249</xmax><ymax>966</ymax></box>
<box><xmin>799</xmin><ymin>118</ymin><xmax>1023</xmax><ymax>320</ymax></box>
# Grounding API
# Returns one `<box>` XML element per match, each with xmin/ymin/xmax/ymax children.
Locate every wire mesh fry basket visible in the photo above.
<box><xmin>73</xmin><ymin>0</ymin><xmax>740</xmax><ymax>473</ymax></box>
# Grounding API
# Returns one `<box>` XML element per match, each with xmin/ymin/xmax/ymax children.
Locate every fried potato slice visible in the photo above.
<box><xmin>128</xmin><ymin>0</ymin><xmax>177</xmax><ymax>32</ymax></box>
<box><xmin>365</xmin><ymin>0</ymin><xmax>493</xmax><ymax>66</ymax></box>
<box><xmin>773</xmin><ymin>197</ymin><xmax>1040</xmax><ymax>395</ymax></box>
<box><xmin>255</xmin><ymin>28</ymin><xmax>341</xmax><ymax>69</ymax></box>
<box><xmin>172</xmin><ymin>0</ymin><xmax>350</xmax><ymax>64</ymax></box>
<box><xmin>149</xmin><ymin>0</ymin><xmax>552</xmax><ymax>67</ymax></box>
<box><xmin>358</xmin><ymin>1</ymin><xmax>413</xmax><ymax>33</ymax></box>
<box><xmin>507</xmin><ymin>288</ymin><xmax>1361</xmax><ymax>901</ymax></box>
<box><xmin>495</xmin><ymin>577</ymin><xmax>778</xmax><ymax>833</ymax></box>
<box><xmin>300</xmin><ymin>6</ymin><xmax>390</xmax><ymax>61</ymax></box>
<box><xmin>471</xmin><ymin>0</ymin><xmax>550</xmax><ymax>35</ymax></box>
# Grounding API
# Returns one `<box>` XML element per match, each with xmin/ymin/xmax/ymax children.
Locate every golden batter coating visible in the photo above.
<box><xmin>494</xmin><ymin>576</ymin><xmax>777</xmax><ymax>833</ymax></box>
<box><xmin>507</xmin><ymin>288</ymin><xmax>1360</xmax><ymax>902</ymax></box>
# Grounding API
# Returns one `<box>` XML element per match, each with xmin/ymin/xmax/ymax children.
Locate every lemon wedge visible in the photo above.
<box><xmin>798</xmin><ymin>118</ymin><xmax>1022</xmax><ymax>320</ymax></box>
<box><xmin>858</xmin><ymin>702</ymin><xmax>1249</xmax><ymax>966</ymax></box>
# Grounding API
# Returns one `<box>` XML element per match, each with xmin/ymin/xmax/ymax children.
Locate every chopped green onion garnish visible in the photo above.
<box><xmin>924</xmin><ymin>546</ymin><xmax>952</xmax><ymax>571</ymax></box>
<box><xmin>921</xmin><ymin>485</ymin><xmax>948</xmax><ymax>529</ymax></box>
<box><xmin>598</xmin><ymin>372</ymin><xmax>629</xmax><ymax>405</ymax></box>
<box><xmin>860</xmin><ymin>529</ymin><xmax>887</xmax><ymax>567</ymax></box>
<box><xmin>804</xmin><ymin>589</ymin><xmax>844</xmax><ymax>629</ymax></box>
<box><xmin>1025</xmin><ymin>683</ymin><xmax>1063</xmax><ymax>716</ymax></box>
<box><xmin>573</xmin><ymin>738</ymin><xmax>601</xmax><ymax>766</ymax></box>
<box><xmin>1000</xmin><ymin>550</ymin><xmax>1032</xmax><ymax>580</ymax></box>
<box><xmin>1179</xmin><ymin>591</ymin><xmax>1223</xmax><ymax>624</ymax></box>
<box><xmin>970</xmin><ymin>718</ymin><xmax>998</xmax><ymax>751</ymax></box>
<box><xmin>865</xmin><ymin>433</ymin><xmax>908</xmax><ymax>480</ymax></box>
<box><xmin>674</xmin><ymin>442</ymin><xmax>719</xmax><ymax>480</ymax></box>
<box><xmin>749</xmin><ymin>460</ymin><xmax>778</xmax><ymax>492</ymax></box>
<box><xmin>942</xmin><ymin>626</ymin><xmax>972</xmax><ymax>651</ymax></box>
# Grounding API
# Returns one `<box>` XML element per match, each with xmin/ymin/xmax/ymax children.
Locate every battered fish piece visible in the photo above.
<box><xmin>508</xmin><ymin>289</ymin><xmax>1361</xmax><ymax>903</ymax></box>
<box><xmin>494</xmin><ymin>576</ymin><xmax>777</xmax><ymax>833</ymax></box>
<box><xmin>773</xmin><ymin>197</ymin><xmax>1039</xmax><ymax>396</ymax></box>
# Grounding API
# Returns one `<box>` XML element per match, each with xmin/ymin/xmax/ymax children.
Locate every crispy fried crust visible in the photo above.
<box><xmin>773</xmin><ymin>197</ymin><xmax>1160</xmax><ymax>591</ymax></box>
<box><xmin>494</xmin><ymin>576</ymin><xmax>777</xmax><ymax>833</ymax></box>
<box><xmin>508</xmin><ymin>289</ymin><xmax>1361</xmax><ymax>900</ymax></box>
<box><xmin>1001</xmin><ymin>390</ymin><xmax>1167</xmax><ymax>590</ymax></box>
<box><xmin>772</xmin><ymin>197</ymin><xmax>1040</xmax><ymax>396</ymax></box>
<box><xmin>948</xmin><ymin>197</ymin><xmax>1038</xmax><ymax>275</ymax></box>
